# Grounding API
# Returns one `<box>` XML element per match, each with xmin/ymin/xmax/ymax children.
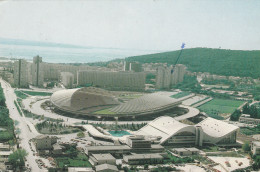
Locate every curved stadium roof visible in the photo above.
<box><xmin>110</xmin><ymin>92</ymin><xmax>181</xmax><ymax>115</ymax></box>
<box><xmin>50</xmin><ymin>87</ymin><xmax>120</xmax><ymax>115</ymax></box>
<box><xmin>50</xmin><ymin>88</ymin><xmax>182</xmax><ymax>117</ymax></box>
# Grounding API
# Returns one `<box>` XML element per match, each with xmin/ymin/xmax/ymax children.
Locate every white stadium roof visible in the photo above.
<box><xmin>195</xmin><ymin>117</ymin><xmax>239</xmax><ymax>138</ymax></box>
<box><xmin>136</xmin><ymin>116</ymin><xmax>239</xmax><ymax>145</ymax></box>
<box><xmin>136</xmin><ymin>116</ymin><xmax>195</xmax><ymax>144</ymax></box>
<box><xmin>110</xmin><ymin>92</ymin><xmax>181</xmax><ymax>115</ymax></box>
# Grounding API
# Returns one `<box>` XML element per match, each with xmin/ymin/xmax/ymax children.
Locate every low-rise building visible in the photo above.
<box><xmin>123</xmin><ymin>154</ymin><xmax>163</xmax><ymax>165</ymax></box>
<box><xmin>126</xmin><ymin>135</ymin><xmax>151</xmax><ymax>148</ymax></box>
<box><xmin>0</xmin><ymin>143</ymin><xmax>10</xmax><ymax>151</ymax></box>
<box><xmin>251</xmin><ymin>141</ymin><xmax>260</xmax><ymax>155</ymax></box>
<box><xmin>85</xmin><ymin>145</ymin><xmax>131</xmax><ymax>156</ymax></box>
<box><xmin>68</xmin><ymin>167</ymin><xmax>94</xmax><ymax>172</ymax></box>
<box><xmin>172</xmin><ymin>147</ymin><xmax>200</xmax><ymax>156</ymax></box>
<box><xmin>89</xmin><ymin>154</ymin><xmax>116</xmax><ymax>166</ymax></box>
<box><xmin>34</xmin><ymin>135</ymin><xmax>57</xmax><ymax>150</ymax></box>
<box><xmin>95</xmin><ymin>164</ymin><xmax>118</xmax><ymax>172</ymax></box>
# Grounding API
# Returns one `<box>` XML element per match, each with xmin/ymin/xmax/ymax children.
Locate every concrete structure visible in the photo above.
<box><xmin>50</xmin><ymin>87</ymin><xmax>120</xmax><ymax>116</ymax></box>
<box><xmin>251</xmin><ymin>141</ymin><xmax>260</xmax><ymax>155</ymax></box>
<box><xmin>172</xmin><ymin>147</ymin><xmax>200</xmax><ymax>156</ymax></box>
<box><xmin>95</xmin><ymin>164</ymin><xmax>118</xmax><ymax>172</ymax></box>
<box><xmin>123</xmin><ymin>153</ymin><xmax>163</xmax><ymax>165</ymax></box>
<box><xmin>14</xmin><ymin>59</ymin><xmax>29</xmax><ymax>87</ymax></box>
<box><xmin>89</xmin><ymin>154</ymin><xmax>116</xmax><ymax>166</ymax></box>
<box><xmin>110</xmin><ymin>92</ymin><xmax>181</xmax><ymax>116</ymax></box>
<box><xmin>239</xmin><ymin>115</ymin><xmax>260</xmax><ymax>125</ymax></box>
<box><xmin>60</xmin><ymin>72</ymin><xmax>74</xmax><ymax>88</ymax></box>
<box><xmin>32</xmin><ymin>55</ymin><xmax>44</xmax><ymax>87</ymax></box>
<box><xmin>85</xmin><ymin>145</ymin><xmax>131</xmax><ymax>156</ymax></box>
<box><xmin>34</xmin><ymin>135</ymin><xmax>57</xmax><ymax>150</ymax></box>
<box><xmin>136</xmin><ymin>116</ymin><xmax>239</xmax><ymax>146</ymax></box>
<box><xmin>126</xmin><ymin>135</ymin><xmax>151</xmax><ymax>148</ymax></box>
<box><xmin>124</xmin><ymin>61</ymin><xmax>143</xmax><ymax>72</ymax></box>
<box><xmin>155</xmin><ymin>64</ymin><xmax>186</xmax><ymax>89</ymax></box>
<box><xmin>68</xmin><ymin>167</ymin><xmax>94</xmax><ymax>172</ymax></box>
<box><xmin>50</xmin><ymin>88</ymin><xmax>182</xmax><ymax>117</ymax></box>
<box><xmin>171</xmin><ymin>64</ymin><xmax>186</xmax><ymax>85</ymax></box>
<box><xmin>77</xmin><ymin>70</ymin><xmax>145</xmax><ymax>91</ymax></box>
<box><xmin>156</xmin><ymin>66</ymin><xmax>171</xmax><ymax>89</ymax></box>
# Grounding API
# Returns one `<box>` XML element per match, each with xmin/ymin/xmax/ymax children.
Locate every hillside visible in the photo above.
<box><xmin>126</xmin><ymin>48</ymin><xmax>260</xmax><ymax>78</ymax></box>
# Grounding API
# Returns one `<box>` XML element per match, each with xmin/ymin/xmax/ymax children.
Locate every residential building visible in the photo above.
<box><xmin>60</xmin><ymin>72</ymin><xmax>74</xmax><ymax>88</ymax></box>
<box><xmin>14</xmin><ymin>59</ymin><xmax>29</xmax><ymax>87</ymax></box>
<box><xmin>124</xmin><ymin>61</ymin><xmax>143</xmax><ymax>72</ymax></box>
<box><xmin>32</xmin><ymin>55</ymin><xmax>44</xmax><ymax>87</ymax></box>
<box><xmin>77</xmin><ymin>70</ymin><xmax>145</xmax><ymax>91</ymax></box>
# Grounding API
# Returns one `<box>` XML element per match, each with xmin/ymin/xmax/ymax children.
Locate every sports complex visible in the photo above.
<box><xmin>50</xmin><ymin>87</ymin><xmax>188</xmax><ymax>119</ymax></box>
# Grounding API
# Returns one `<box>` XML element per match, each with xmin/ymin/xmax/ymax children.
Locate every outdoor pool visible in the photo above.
<box><xmin>108</xmin><ymin>130</ymin><xmax>131</xmax><ymax>137</ymax></box>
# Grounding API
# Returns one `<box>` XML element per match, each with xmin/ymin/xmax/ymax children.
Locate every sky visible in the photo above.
<box><xmin>0</xmin><ymin>0</ymin><xmax>260</xmax><ymax>51</ymax></box>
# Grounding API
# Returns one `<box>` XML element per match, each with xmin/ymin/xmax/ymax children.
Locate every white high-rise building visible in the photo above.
<box><xmin>155</xmin><ymin>64</ymin><xmax>186</xmax><ymax>89</ymax></box>
<box><xmin>32</xmin><ymin>55</ymin><xmax>44</xmax><ymax>87</ymax></box>
<box><xmin>14</xmin><ymin>59</ymin><xmax>29</xmax><ymax>87</ymax></box>
<box><xmin>60</xmin><ymin>72</ymin><xmax>74</xmax><ymax>88</ymax></box>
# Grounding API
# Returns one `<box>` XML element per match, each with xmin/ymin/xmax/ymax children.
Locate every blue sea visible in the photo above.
<box><xmin>0</xmin><ymin>43</ymin><xmax>160</xmax><ymax>63</ymax></box>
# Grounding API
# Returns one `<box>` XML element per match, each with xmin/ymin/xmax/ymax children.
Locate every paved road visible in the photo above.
<box><xmin>0</xmin><ymin>79</ymin><xmax>46</xmax><ymax>172</ymax></box>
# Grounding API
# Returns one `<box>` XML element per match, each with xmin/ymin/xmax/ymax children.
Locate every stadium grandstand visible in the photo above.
<box><xmin>136</xmin><ymin>116</ymin><xmax>239</xmax><ymax>146</ymax></box>
<box><xmin>50</xmin><ymin>87</ymin><xmax>184</xmax><ymax>117</ymax></box>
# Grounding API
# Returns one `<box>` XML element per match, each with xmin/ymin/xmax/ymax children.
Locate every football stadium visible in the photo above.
<box><xmin>50</xmin><ymin>87</ymin><xmax>185</xmax><ymax>118</ymax></box>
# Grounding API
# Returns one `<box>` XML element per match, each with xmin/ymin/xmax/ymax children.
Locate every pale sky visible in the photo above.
<box><xmin>0</xmin><ymin>0</ymin><xmax>260</xmax><ymax>51</ymax></box>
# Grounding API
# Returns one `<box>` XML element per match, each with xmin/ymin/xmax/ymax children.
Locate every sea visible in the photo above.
<box><xmin>0</xmin><ymin>44</ymin><xmax>160</xmax><ymax>64</ymax></box>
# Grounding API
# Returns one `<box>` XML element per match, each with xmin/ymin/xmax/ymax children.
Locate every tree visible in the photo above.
<box><xmin>77</xmin><ymin>131</ymin><xmax>85</xmax><ymax>138</ymax></box>
<box><xmin>242</xmin><ymin>142</ymin><xmax>251</xmax><ymax>152</ymax></box>
<box><xmin>8</xmin><ymin>149</ymin><xmax>28</xmax><ymax>170</ymax></box>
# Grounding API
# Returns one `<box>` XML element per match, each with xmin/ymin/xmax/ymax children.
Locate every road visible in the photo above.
<box><xmin>0</xmin><ymin>79</ymin><xmax>46</xmax><ymax>172</ymax></box>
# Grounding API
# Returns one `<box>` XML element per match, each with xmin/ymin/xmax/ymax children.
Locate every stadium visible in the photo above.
<box><xmin>50</xmin><ymin>87</ymin><xmax>184</xmax><ymax>118</ymax></box>
<box><xmin>136</xmin><ymin>116</ymin><xmax>239</xmax><ymax>146</ymax></box>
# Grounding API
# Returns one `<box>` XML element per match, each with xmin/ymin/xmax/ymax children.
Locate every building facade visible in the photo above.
<box><xmin>77</xmin><ymin>70</ymin><xmax>145</xmax><ymax>91</ymax></box>
<box><xmin>60</xmin><ymin>72</ymin><xmax>74</xmax><ymax>88</ymax></box>
<box><xmin>32</xmin><ymin>56</ymin><xmax>44</xmax><ymax>87</ymax></box>
<box><xmin>14</xmin><ymin>59</ymin><xmax>29</xmax><ymax>88</ymax></box>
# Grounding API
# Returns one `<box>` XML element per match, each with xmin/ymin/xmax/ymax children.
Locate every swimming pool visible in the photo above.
<box><xmin>108</xmin><ymin>130</ymin><xmax>131</xmax><ymax>137</ymax></box>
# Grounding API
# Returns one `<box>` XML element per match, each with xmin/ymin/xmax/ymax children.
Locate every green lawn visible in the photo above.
<box><xmin>198</xmin><ymin>99</ymin><xmax>244</xmax><ymax>119</ymax></box>
<box><xmin>22</xmin><ymin>91</ymin><xmax>52</xmax><ymax>96</ymax></box>
<box><xmin>56</xmin><ymin>153</ymin><xmax>91</xmax><ymax>168</ymax></box>
<box><xmin>94</xmin><ymin>108</ymin><xmax>115</xmax><ymax>115</ymax></box>
<box><xmin>170</xmin><ymin>92</ymin><xmax>190</xmax><ymax>99</ymax></box>
<box><xmin>15</xmin><ymin>90</ymin><xmax>52</xmax><ymax>99</ymax></box>
<box><xmin>15</xmin><ymin>91</ymin><xmax>28</xmax><ymax>99</ymax></box>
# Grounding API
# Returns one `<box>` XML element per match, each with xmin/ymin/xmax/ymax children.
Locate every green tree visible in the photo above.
<box><xmin>242</xmin><ymin>142</ymin><xmax>251</xmax><ymax>152</ymax></box>
<box><xmin>77</xmin><ymin>131</ymin><xmax>85</xmax><ymax>138</ymax></box>
<box><xmin>8</xmin><ymin>149</ymin><xmax>28</xmax><ymax>170</ymax></box>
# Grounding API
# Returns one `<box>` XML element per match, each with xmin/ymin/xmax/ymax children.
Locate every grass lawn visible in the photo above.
<box><xmin>22</xmin><ymin>90</ymin><xmax>52</xmax><ymax>96</ymax></box>
<box><xmin>94</xmin><ymin>108</ymin><xmax>115</xmax><ymax>115</ymax></box>
<box><xmin>15</xmin><ymin>90</ymin><xmax>52</xmax><ymax>99</ymax></box>
<box><xmin>15</xmin><ymin>90</ymin><xmax>28</xmax><ymax>99</ymax></box>
<box><xmin>56</xmin><ymin>153</ymin><xmax>91</xmax><ymax>168</ymax></box>
<box><xmin>198</xmin><ymin>98</ymin><xmax>244</xmax><ymax>119</ymax></box>
<box><xmin>170</xmin><ymin>92</ymin><xmax>190</xmax><ymax>99</ymax></box>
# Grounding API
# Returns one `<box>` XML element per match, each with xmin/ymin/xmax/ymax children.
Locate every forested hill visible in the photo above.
<box><xmin>126</xmin><ymin>48</ymin><xmax>260</xmax><ymax>78</ymax></box>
